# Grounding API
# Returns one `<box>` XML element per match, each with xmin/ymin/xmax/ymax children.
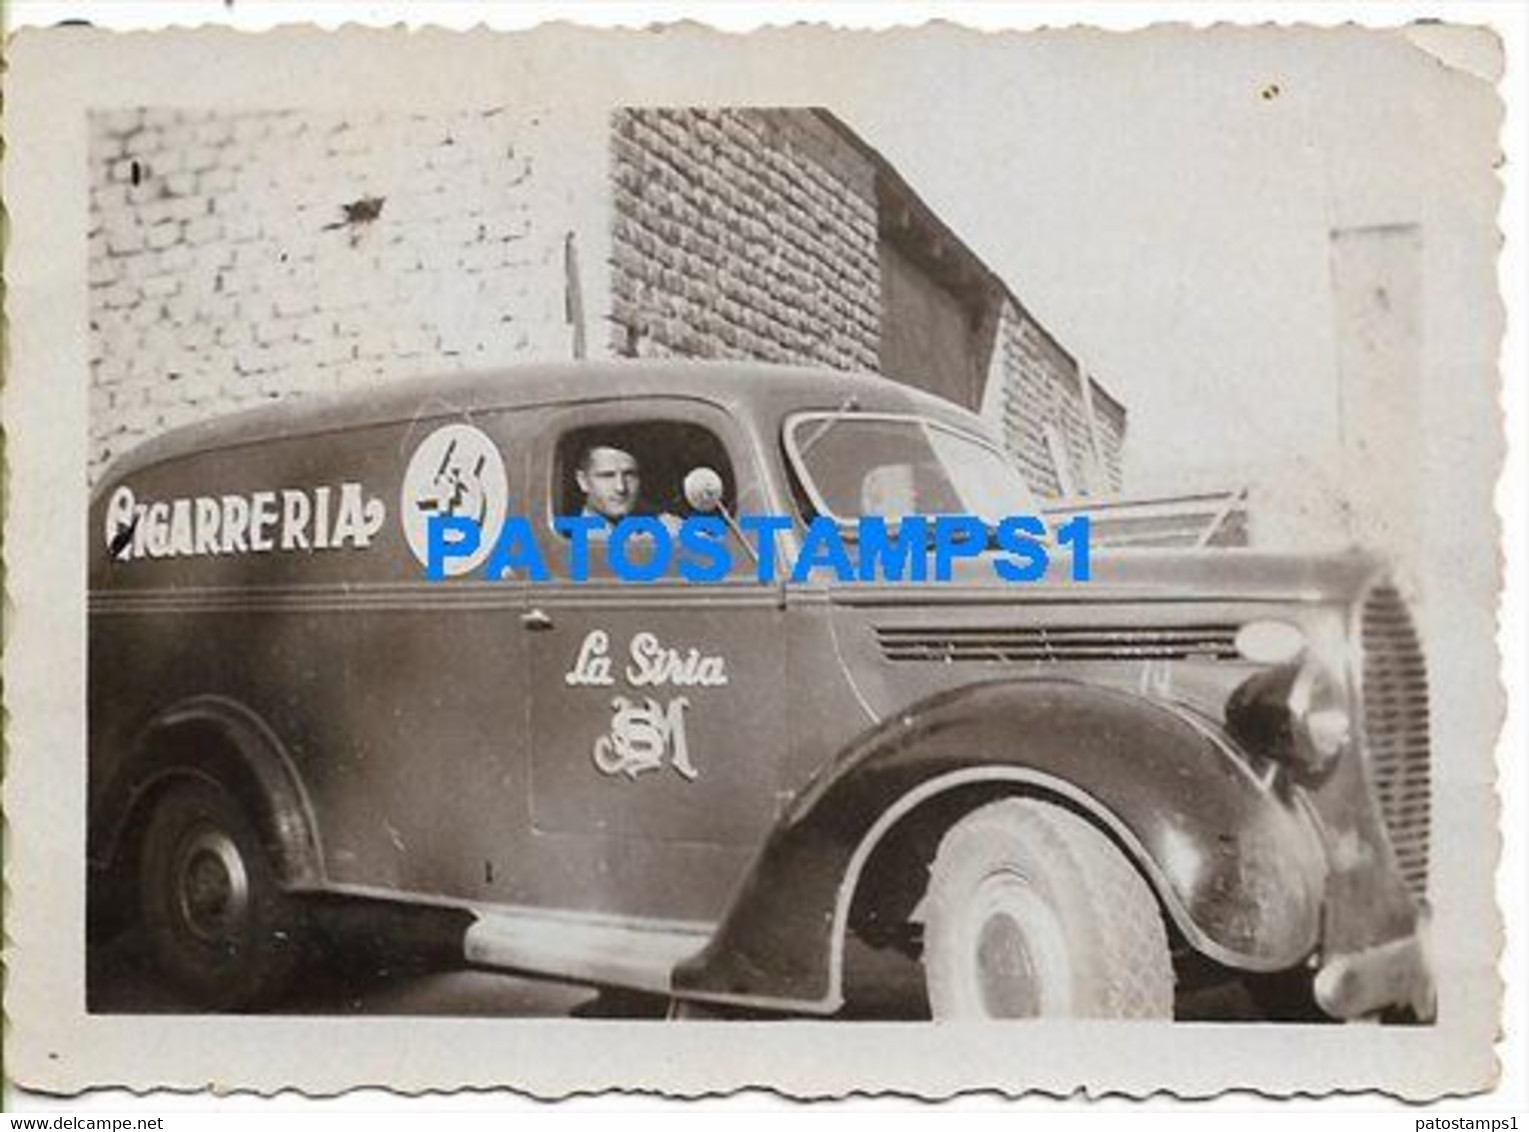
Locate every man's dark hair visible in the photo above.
<box><xmin>576</xmin><ymin>437</ymin><xmax>638</xmax><ymax>473</ymax></box>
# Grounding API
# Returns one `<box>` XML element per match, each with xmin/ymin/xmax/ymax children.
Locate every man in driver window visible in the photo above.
<box><xmin>576</xmin><ymin>444</ymin><xmax>643</xmax><ymax>525</ymax></box>
<box><xmin>575</xmin><ymin>443</ymin><xmax>685</xmax><ymax>536</ymax></box>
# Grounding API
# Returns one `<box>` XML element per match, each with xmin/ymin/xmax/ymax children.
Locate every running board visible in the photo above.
<box><xmin>463</xmin><ymin>910</ymin><xmax>712</xmax><ymax>994</ymax></box>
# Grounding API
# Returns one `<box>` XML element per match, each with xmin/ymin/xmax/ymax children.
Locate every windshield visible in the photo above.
<box><xmin>786</xmin><ymin>413</ymin><xmax>1040</xmax><ymax>526</ymax></box>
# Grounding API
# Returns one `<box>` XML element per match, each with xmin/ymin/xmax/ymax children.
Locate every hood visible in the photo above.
<box><xmin>825</xmin><ymin>547</ymin><xmax>1383</xmax><ymax>609</ymax></box>
<box><xmin>820</xmin><ymin>547</ymin><xmax>1385</xmax><ymax>725</ymax></box>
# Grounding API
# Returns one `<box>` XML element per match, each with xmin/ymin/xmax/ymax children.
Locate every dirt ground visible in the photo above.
<box><xmin>88</xmin><ymin>900</ymin><xmax>1265</xmax><ymax>1021</ymax></box>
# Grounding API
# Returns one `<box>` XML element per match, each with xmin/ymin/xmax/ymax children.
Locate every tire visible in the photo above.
<box><xmin>920</xmin><ymin>798</ymin><xmax>1173</xmax><ymax>1019</ymax></box>
<box><xmin>138</xmin><ymin>777</ymin><xmax>306</xmax><ymax>1011</ymax></box>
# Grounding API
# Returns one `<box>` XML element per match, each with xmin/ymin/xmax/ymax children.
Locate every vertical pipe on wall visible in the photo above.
<box><xmin>564</xmin><ymin>230</ymin><xmax>586</xmax><ymax>361</ymax></box>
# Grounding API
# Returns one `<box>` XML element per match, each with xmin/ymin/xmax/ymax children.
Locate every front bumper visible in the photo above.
<box><xmin>1313</xmin><ymin>923</ymin><xmax>1435</xmax><ymax>1021</ymax></box>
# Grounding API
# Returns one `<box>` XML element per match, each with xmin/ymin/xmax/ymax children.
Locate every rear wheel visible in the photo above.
<box><xmin>139</xmin><ymin>778</ymin><xmax>306</xmax><ymax>1010</ymax></box>
<box><xmin>920</xmin><ymin>798</ymin><xmax>1173</xmax><ymax>1019</ymax></box>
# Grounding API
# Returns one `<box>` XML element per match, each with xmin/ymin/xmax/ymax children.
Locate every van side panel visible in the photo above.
<box><xmin>90</xmin><ymin>410</ymin><xmax>534</xmax><ymax>904</ymax></box>
<box><xmin>89</xmin><ymin>402</ymin><xmax>758</xmax><ymax>924</ymax></box>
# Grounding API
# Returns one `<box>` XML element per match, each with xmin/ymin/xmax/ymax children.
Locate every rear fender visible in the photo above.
<box><xmin>91</xmin><ymin>694</ymin><xmax>324</xmax><ymax>889</ymax></box>
<box><xmin>673</xmin><ymin>679</ymin><xmax>1327</xmax><ymax>1012</ymax></box>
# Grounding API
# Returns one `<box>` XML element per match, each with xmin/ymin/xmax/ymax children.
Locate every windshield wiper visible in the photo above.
<box><xmin>796</xmin><ymin>395</ymin><xmax>860</xmax><ymax>457</ymax></box>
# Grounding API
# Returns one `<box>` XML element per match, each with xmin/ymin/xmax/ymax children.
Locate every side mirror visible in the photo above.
<box><xmin>681</xmin><ymin>466</ymin><xmax>762</xmax><ymax>572</ymax></box>
<box><xmin>683</xmin><ymin>467</ymin><xmax>726</xmax><ymax>514</ymax></box>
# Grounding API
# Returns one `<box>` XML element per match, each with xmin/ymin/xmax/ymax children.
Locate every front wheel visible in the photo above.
<box><xmin>920</xmin><ymin>798</ymin><xmax>1173</xmax><ymax>1019</ymax></box>
<box><xmin>138</xmin><ymin>778</ymin><xmax>307</xmax><ymax>1010</ymax></box>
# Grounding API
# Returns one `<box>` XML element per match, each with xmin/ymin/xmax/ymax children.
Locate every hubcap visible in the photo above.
<box><xmin>967</xmin><ymin>873</ymin><xmax>1073</xmax><ymax>1018</ymax></box>
<box><xmin>173</xmin><ymin>825</ymin><xmax>251</xmax><ymax>945</ymax></box>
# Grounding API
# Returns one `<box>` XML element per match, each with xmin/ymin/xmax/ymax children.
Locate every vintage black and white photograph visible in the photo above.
<box><xmin>2</xmin><ymin>14</ymin><xmax>1513</xmax><ymax>1100</ymax></box>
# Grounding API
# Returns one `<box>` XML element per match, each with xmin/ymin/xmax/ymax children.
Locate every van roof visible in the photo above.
<box><xmin>100</xmin><ymin>360</ymin><xmax>987</xmax><ymax>484</ymax></box>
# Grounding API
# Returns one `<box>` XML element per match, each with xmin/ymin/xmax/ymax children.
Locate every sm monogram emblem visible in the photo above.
<box><xmin>592</xmin><ymin>696</ymin><xmax>698</xmax><ymax>782</ymax></box>
<box><xmin>567</xmin><ymin>629</ymin><xmax>725</xmax><ymax>784</ymax></box>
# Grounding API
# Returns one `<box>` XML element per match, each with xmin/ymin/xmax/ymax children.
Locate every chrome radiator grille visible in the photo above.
<box><xmin>1360</xmin><ymin>585</ymin><xmax>1432</xmax><ymax>900</ymax></box>
<box><xmin>875</xmin><ymin>624</ymin><xmax>1239</xmax><ymax>663</ymax></box>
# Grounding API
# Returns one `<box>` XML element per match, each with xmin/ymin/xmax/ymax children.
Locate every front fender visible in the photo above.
<box><xmin>673</xmin><ymin>679</ymin><xmax>1327</xmax><ymax>1012</ymax></box>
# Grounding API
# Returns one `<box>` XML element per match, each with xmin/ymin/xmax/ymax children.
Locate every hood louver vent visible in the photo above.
<box><xmin>874</xmin><ymin>624</ymin><xmax>1240</xmax><ymax>663</ymax></box>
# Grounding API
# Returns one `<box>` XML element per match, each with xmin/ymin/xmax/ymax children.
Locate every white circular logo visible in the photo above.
<box><xmin>400</xmin><ymin>423</ymin><xmax>508</xmax><ymax>576</ymax></box>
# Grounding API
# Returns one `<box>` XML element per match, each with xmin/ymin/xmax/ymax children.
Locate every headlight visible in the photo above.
<box><xmin>1289</xmin><ymin>661</ymin><xmax>1352</xmax><ymax>763</ymax></box>
<box><xmin>1226</xmin><ymin>646</ymin><xmax>1352</xmax><ymax>781</ymax></box>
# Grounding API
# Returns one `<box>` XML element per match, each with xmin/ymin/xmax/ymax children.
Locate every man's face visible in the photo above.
<box><xmin>577</xmin><ymin>446</ymin><xmax>641</xmax><ymax>522</ymax></box>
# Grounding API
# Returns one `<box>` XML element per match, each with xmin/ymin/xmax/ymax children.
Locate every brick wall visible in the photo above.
<box><xmin>608</xmin><ymin>108</ymin><xmax>881</xmax><ymax>371</ymax></box>
<box><xmin>88</xmin><ymin>107</ymin><xmax>570</xmax><ymax>482</ymax></box>
<box><xmin>90</xmin><ymin>104</ymin><xmax>1126</xmax><ymax>496</ymax></box>
<box><xmin>984</xmin><ymin>299</ymin><xmax>1125</xmax><ymax>498</ymax></box>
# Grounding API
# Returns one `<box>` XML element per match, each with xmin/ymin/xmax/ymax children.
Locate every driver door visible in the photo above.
<box><xmin>520</xmin><ymin>399</ymin><xmax>787</xmax><ymax>925</ymax></box>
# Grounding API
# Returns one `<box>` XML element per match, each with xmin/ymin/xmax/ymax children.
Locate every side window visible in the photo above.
<box><xmin>553</xmin><ymin>421</ymin><xmax>736</xmax><ymax>528</ymax></box>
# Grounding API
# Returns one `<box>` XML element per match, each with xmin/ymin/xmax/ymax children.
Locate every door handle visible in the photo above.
<box><xmin>521</xmin><ymin>608</ymin><xmax>555</xmax><ymax>632</ymax></box>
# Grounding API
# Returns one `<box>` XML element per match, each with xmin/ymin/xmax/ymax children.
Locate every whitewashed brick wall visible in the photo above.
<box><xmin>88</xmin><ymin>107</ymin><xmax>573</xmax><ymax>482</ymax></box>
<box><xmin>89</xmin><ymin>104</ymin><xmax>1127</xmax><ymax>497</ymax></box>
